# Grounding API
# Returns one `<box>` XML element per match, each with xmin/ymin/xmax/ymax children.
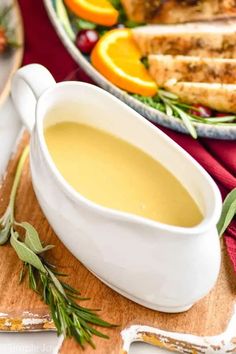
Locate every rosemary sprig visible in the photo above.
<box><xmin>158</xmin><ymin>90</ymin><xmax>197</xmax><ymax>139</ymax></box>
<box><xmin>0</xmin><ymin>146</ymin><xmax>115</xmax><ymax>348</ymax></box>
<box><xmin>132</xmin><ymin>90</ymin><xmax>236</xmax><ymax>139</ymax></box>
<box><xmin>132</xmin><ymin>91</ymin><xmax>197</xmax><ymax>139</ymax></box>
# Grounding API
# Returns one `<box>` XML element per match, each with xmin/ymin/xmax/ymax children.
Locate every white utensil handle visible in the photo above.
<box><xmin>11</xmin><ymin>64</ymin><xmax>56</xmax><ymax>132</ymax></box>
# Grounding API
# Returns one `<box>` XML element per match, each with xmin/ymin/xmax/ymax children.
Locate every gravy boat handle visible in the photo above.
<box><xmin>11</xmin><ymin>64</ymin><xmax>56</xmax><ymax>132</ymax></box>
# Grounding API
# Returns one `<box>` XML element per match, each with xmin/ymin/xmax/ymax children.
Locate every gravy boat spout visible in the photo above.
<box><xmin>11</xmin><ymin>64</ymin><xmax>222</xmax><ymax>313</ymax></box>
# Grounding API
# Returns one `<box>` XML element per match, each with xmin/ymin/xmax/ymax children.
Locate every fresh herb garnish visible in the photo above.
<box><xmin>55</xmin><ymin>0</ymin><xmax>75</xmax><ymax>41</ymax></box>
<box><xmin>0</xmin><ymin>146</ymin><xmax>115</xmax><ymax>348</ymax></box>
<box><xmin>217</xmin><ymin>188</ymin><xmax>236</xmax><ymax>237</ymax></box>
<box><xmin>132</xmin><ymin>90</ymin><xmax>236</xmax><ymax>139</ymax></box>
<box><xmin>132</xmin><ymin>90</ymin><xmax>197</xmax><ymax>138</ymax></box>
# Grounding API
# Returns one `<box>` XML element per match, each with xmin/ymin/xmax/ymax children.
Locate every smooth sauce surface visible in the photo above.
<box><xmin>45</xmin><ymin>122</ymin><xmax>202</xmax><ymax>227</ymax></box>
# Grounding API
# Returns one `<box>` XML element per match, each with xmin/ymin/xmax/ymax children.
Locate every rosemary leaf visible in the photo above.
<box><xmin>86</xmin><ymin>325</ymin><xmax>110</xmax><ymax>339</ymax></box>
<box><xmin>172</xmin><ymin>105</ymin><xmax>197</xmax><ymax>139</ymax></box>
<box><xmin>203</xmin><ymin>116</ymin><xmax>236</xmax><ymax>124</ymax></box>
<box><xmin>48</xmin><ymin>287</ymin><xmax>61</xmax><ymax>330</ymax></box>
<box><xmin>60</xmin><ymin>281</ymin><xmax>82</xmax><ymax>295</ymax></box>
<box><xmin>28</xmin><ymin>264</ymin><xmax>38</xmax><ymax>292</ymax></box>
<box><xmin>217</xmin><ymin>188</ymin><xmax>236</xmax><ymax>237</ymax></box>
<box><xmin>55</xmin><ymin>0</ymin><xmax>75</xmax><ymax>41</ymax></box>
<box><xmin>165</xmin><ymin>103</ymin><xmax>173</xmax><ymax>117</ymax></box>
<box><xmin>158</xmin><ymin>89</ymin><xmax>178</xmax><ymax>101</ymax></box>
<box><xmin>19</xmin><ymin>263</ymin><xmax>26</xmax><ymax>283</ymax></box>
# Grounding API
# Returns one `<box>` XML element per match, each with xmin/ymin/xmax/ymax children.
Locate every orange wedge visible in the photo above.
<box><xmin>64</xmin><ymin>0</ymin><xmax>119</xmax><ymax>26</ymax></box>
<box><xmin>91</xmin><ymin>29</ymin><xmax>157</xmax><ymax>96</ymax></box>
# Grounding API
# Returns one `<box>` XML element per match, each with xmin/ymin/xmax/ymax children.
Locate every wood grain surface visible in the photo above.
<box><xmin>0</xmin><ymin>133</ymin><xmax>236</xmax><ymax>353</ymax></box>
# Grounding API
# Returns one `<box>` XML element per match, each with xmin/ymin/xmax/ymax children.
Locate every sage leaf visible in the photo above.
<box><xmin>20</xmin><ymin>222</ymin><xmax>54</xmax><ymax>254</ymax></box>
<box><xmin>10</xmin><ymin>230</ymin><xmax>46</xmax><ymax>273</ymax></box>
<box><xmin>217</xmin><ymin>188</ymin><xmax>236</xmax><ymax>237</ymax></box>
<box><xmin>0</xmin><ymin>217</ymin><xmax>11</xmax><ymax>245</ymax></box>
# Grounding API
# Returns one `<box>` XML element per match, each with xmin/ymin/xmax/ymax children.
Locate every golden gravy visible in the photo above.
<box><xmin>44</xmin><ymin>122</ymin><xmax>202</xmax><ymax>227</ymax></box>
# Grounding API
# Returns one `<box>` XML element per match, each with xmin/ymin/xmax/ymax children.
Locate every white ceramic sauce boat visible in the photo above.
<box><xmin>11</xmin><ymin>64</ymin><xmax>222</xmax><ymax>313</ymax></box>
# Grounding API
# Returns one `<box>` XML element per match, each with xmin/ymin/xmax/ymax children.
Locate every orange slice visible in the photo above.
<box><xmin>91</xmin><ymin>29</ymin><xmax>157</xmax><ymax>96</ymax></box>
<box><xmin>64</xmin><ymin>0</ymin><xmax>119</xmax><ymax>26</ymax></box>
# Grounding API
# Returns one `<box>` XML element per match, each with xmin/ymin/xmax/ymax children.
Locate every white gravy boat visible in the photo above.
<box><xmin>11</xmin><ymin>64</ymin><xmax>222</xmax><ymax>313</ymax></box>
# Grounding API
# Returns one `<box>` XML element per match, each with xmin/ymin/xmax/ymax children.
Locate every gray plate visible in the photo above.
<box><xmin>43</xmin><ymin>0</ymin><xmax>236</xmax><ymax>140</ymax></box>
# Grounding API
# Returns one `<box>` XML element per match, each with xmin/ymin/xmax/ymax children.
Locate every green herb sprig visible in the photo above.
<box><xmin>217</xmin><ymin>188</ymin><xmax>236</xmax><ymax>237</ymax></box>
<box><xmin>132</xmin><ymin>90</ymin><xmax>236</xmax><ymax>139</ymax></box>
<box><xmin>0</xmin><ymin>146</ymin><xmax>115</xmax><ymax>348</ymax></box>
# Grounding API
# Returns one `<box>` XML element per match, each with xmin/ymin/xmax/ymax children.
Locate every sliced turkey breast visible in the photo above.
<box><xmin>132</xmin><ymin>21</ymin><xmax>236</xmax><ymax>58</ymax></box>
<box><xmin>121</xmin><ymin>0</ymin><xmax>236</xmax><ymax>24</ymax></box>
<box><xmin>149</xmin><ymin>55</ymin><xmax>236</xmax><ymax>85</ymax></box>
<box><xmin>163</xmin><ymin>81</ymin><xmax>236</xmax><ymax>113</ymax></box>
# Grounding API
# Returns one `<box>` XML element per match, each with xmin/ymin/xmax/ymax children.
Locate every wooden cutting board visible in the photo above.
<box><xmin>0</xmin><ymin>133</ymin><xmax>236</xmax><ymax>354</ymax></box>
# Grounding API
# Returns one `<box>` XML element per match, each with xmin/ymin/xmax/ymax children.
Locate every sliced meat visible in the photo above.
<box><xmin>121</xmin><ymin>0</ymin><xmax>236</xmax><ymax>24</ymax></box>
<box><xmin>132</xmin><ymin>21</ymin><xmax>236</xmax><ymax>57</ymax></box>
<box><xmin>149</xmin><ymin>55</ymin><xmax>236</xmax><ymax>85</ymax></box>
<box><xmin>163</xmin><ymin>81</ymin><xmax>236</xmax><ymax>113</ymax></box>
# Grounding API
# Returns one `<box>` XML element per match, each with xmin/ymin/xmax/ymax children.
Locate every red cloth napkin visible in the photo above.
<box><xmin>18</xmin><ymin>0</ymin><xmax>236</xmax><ymax>269</ymax></box>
